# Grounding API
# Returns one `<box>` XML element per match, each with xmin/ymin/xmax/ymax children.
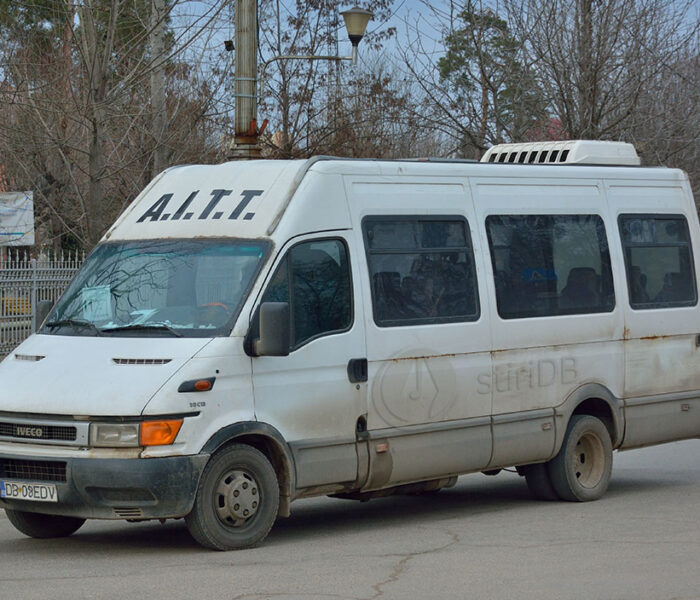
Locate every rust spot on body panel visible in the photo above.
<box><xmin>389</xmin><ymin>353</ymin><xmax>458</xmax><ymax>363</ymax></box>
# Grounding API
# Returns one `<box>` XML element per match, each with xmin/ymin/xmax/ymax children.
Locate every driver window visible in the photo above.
<box><xmin>262</xmin><ymin>238</ymin><xmax>352</xmax><ymax>348</ymax></box>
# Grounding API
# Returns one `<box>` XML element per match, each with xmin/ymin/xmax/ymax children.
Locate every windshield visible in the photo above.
<box><xmin>43</xmin><ymin>239</ymin><xmax>268</xmax><ymax>338</ymax></box>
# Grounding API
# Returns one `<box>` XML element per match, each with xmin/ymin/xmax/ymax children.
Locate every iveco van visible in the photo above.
<box><xmin>1</xmin><ymin>140</ymin><xmax>698</xmax><ymax>550</ymax></box>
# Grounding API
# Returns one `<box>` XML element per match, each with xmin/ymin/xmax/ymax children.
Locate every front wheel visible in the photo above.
<box><xmin>5</xmin><ymin>509</ymin><xmax>85</xmax><ymax>538</ymax></box>
<box><xmin>185</xmin><ymin>444</ymin><xmax>279</xmax><ymax>551</ymax></box>
<box><xmin>547</xmin><ymin>415</ymin><xmax>613</xmax><ymax>502</ymax></box>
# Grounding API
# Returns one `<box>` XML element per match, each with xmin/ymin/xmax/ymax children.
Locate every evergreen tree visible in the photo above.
<box><xmin>437</xmin><ymin>3</ymin><xmax>547</xmax><ymax>158</ymax></box>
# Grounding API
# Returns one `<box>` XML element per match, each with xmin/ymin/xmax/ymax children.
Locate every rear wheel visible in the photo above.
<box><xmin>521</xmin><ymin>463</ymin><xmax>560</xmax><ymax>501</ymax></box>
<box><xmin>547</xmin><ymin>415</ymin><xmax>613</xmax><ymax>502</ymax></box>
<box><xmin>185</xmin><ymin>444</ymin><xmax>279</xmax><ymax>551</ymax></box>
<box><xmin>5</xmin><ymin>509</ymin><xmax>85</xmax><ymax>538</ymax></box>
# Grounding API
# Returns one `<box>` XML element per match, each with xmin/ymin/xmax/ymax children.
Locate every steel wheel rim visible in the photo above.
<box><xmin>572</xmin><ymin>432</ymin><xmax>605</xmax><ymax>488</ymax></box>
<box><xmin>214</xmin><ymin>469</ymin><xmax>261</xmax><ymax>528</ymax></box>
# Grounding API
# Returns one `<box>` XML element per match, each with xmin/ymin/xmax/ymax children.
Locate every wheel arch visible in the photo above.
<box><xmin>555</xmin><ymin>383</ymin><xmax>625</xmax><ymax>452</ymax></box>
<box><xmin>201</xmin><ymin>422</ymin><xmax>295</xmax><ymax>517</ymax></box>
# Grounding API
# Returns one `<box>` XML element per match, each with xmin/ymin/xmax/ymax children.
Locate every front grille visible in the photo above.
<box><xmin>112</xmin><ymin>358</ymin><xmax>171</xmax><ymax>365</ymax></box>
<box><xmin>1</xmin><ymin>459</ymin><xmax>67</xmax><ymax>482</ymax></box>
<box><xmin>0</xmin><ymin>421</ymin><xmax>77</xmax><ymax>442</ymax></box>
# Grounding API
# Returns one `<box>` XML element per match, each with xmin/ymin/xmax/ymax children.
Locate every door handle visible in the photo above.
<box><xmin>347</xmin><ymin>358</ymin><xmax>368</xmax><ymax>383</ymax></box>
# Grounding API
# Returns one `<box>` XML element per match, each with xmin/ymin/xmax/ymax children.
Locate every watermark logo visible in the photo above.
<box><xmin>371</xmin><ymin>349</ymin><xmax>457</xmax><ymax>428</ymax></box>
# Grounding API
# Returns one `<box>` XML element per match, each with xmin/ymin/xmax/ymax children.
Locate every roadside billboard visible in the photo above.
<box><xmin>0</xmin><ymin>192</ymin><xmax>34</xmax><ymax>246</ymax></box>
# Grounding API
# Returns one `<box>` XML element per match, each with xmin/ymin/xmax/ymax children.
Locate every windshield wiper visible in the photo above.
<box><xmin>45</xmin><ymin>319</ymin><xmax>104</xmax><ymax>336</ymax></box>
<box><xmin>101</xmin><ymin>322</ymin><xmax>183</xmax><ymax>337</ymax></box>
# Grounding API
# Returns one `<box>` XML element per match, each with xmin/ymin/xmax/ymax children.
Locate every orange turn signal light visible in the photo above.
<box><xmin>140</xmin><ymin>419</ymin><xmax>183</xmax><ymax>446</ymax></box>
<box><xmin>177</xmin><ymin>377</ymin><xmax>215</xmax><ymax>393</ymax></box>
<box><xmin>194</xmin><ymin>379</ymin><xmax>212</xmax><ymax>391</ymax></box>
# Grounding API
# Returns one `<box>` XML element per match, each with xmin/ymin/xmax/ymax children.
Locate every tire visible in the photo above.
<box><xmin>521</xmin><ymin>463</ymin><xmax>560</xmax><ymax>501</ymax></box>
<box><xmin>5</xmin><ymin>509</ymin><xmax>85</xmax><ymax>538</ymax></box>
<box><xmin>547</xmin><ymin>415</ymin><xmax>613</xmax><ymax>502</ymax></box>
<box><xmin>185</xmin><ymin>444</ymin><xmax>279</xmax><ymax>551</ymax></box>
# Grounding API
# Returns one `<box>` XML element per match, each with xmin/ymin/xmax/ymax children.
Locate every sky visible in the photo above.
<box><xmin>343</xmin><ymin>0</ymin><xmax>700</xmax><ymax>70</ymax></box>
<box><xmin>182</xmin><ymin>0</ymin><xmax>698</xmax><ymax>123</ymax></box>
<box><xmin>189</xmin><ymin>0</ymin><xmax>698</xmax><ymax>74</ymax></box>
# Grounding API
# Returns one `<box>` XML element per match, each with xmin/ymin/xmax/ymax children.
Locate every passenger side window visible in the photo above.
<box><xmin>363</xmin><ymin>217</ymin><xmax>479</xmax><ymax>326</ymax></box>
<box><xmin>486</xmin><ymin>215</ymin><xmax>615</xmax><ymax>319</ymax></box>
<box><xmin>619</xmin><ymin>215</ymin><xmax>697</xmax><ymax>309</ymax></box>
<box><xmin>261</xmin><ymin>239</ymin><xmax>352</xmax><ymax>348</ymax></box>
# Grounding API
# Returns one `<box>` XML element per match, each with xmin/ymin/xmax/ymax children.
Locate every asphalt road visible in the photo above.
<box><xmin>1</xmin><ymin>440</ymin><xmax>699</xmax><ymax>600</ymax></box>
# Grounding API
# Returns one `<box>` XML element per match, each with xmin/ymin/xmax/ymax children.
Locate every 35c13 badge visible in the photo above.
<box><xmin>136</xmin><ymin>189</ymin><xmax>264</xmax><ymax>224</ymax></box>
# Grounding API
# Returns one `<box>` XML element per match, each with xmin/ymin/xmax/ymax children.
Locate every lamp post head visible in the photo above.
<box><xmin>341</xmin><ymin>6</ymin><xmax>373</xmax><ymax>47</ymax></box>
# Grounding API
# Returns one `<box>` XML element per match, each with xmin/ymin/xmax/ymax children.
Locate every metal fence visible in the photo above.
<box><xmin>0</xmin><ymin>250</ymin><xmax>84</xmax><ymax>358</ymax></box>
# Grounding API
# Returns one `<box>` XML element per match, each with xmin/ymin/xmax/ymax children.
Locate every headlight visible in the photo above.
<box><xmin>90</xmin><ymin>423</ymin><xmax>140</xmax><ymax>447</ymax></box>
<box><xmin>89</xmin><ymin>419</ymin><xmax>183</xmax><ymax>447</ymax></box>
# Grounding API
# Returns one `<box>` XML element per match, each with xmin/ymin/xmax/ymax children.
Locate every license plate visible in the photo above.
<box><xmin>0</xmin><ymin>480</ymin><xmax>58</xmax><ymax>503</ymax></box>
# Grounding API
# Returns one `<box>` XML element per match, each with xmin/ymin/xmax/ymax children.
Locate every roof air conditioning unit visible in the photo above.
<box><xmin>480</xmin><ymin>140</ymin><xmax>640</xmax><ymax>166</ymax></box>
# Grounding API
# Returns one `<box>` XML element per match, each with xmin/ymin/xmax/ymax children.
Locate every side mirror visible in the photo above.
<box><xmin>35</xmin><ymin>299</ymin><xmax>54</xmax><ymax>332</ymax></box>
<box><xmin>253</xmin><ymin>302</ymin><xmax>290</xmax><ymax>357</ymax></box>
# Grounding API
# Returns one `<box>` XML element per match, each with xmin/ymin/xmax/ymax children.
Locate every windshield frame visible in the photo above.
<box><xmin>41</xmin><ymin>237</ymin><xmax>271</xmax><ymax>339</ymax></box>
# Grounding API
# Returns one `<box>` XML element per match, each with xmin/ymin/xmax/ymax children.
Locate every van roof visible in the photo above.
<box><xmin>103</xmin><ymin>151</ymin><xmax>683</xmax><ymax>243</ymax></box>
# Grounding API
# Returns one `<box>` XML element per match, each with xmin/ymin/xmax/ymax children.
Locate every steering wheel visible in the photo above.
<box><xmin>196</xmin><ymin>302</ymin><xmax>230</xmax><ymax>326</ymax></box>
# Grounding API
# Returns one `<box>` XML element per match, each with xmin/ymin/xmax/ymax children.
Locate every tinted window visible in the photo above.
<box><xmin>486</xmin><ymin>215</ymin><xmax>615</xmax><ymax>319</ymax></box>
<box><xmin>363</xmin><ymin>217</ymin><xmax>479</xmax><ymax>326</ymax></box>
<box><xmin>619</xmin><ymin>215</ymin><xmax>697</xmax><ymax>309</ymax></box>
<box><xmin>261</xmin><ymin>238</ymin><xmax>352</xmax><ymax>347</ymax></box>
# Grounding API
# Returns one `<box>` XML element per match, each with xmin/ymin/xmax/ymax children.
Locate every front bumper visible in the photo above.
<box><xmin>0</xmin><ymin>452</ymin><xmax>209</xmax><ymax>520</ymax></box>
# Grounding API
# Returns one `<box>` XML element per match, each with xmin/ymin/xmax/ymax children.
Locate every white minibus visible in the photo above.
<box><xmin>1</xmin><ymin>140</ymin><xmax>698</xmax><ymax>550</ymax></box>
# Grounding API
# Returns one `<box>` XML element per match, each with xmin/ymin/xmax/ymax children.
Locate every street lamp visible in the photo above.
<box><xmin>341</xmin><ymin>6</ymin><xmax>374</xmax><ymax>64</ymax></box>
<box><xmin>258</xmin><ymin>7</ymin><xmax>374</xmax><ymax>106</ymax></box>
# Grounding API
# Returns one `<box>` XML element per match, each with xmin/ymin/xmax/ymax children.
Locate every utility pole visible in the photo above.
<box><xmin>577</xmin><ymin>0</ymin><xmax>595</xmax><ymax>138</ymax></box>
<box><xmin>151</xmin><ymin>0</ymin><xmax>169</xmax><ymax>175</ymax></box>
<box><xmin>226</xmin><ymin>2</ymin><xmax>372</xmax><ymax>160</ymax></box>
<box><xmin>229</xmin><ymin>0</ymin><xmax>261</xmax><ymax>160</ymax></box>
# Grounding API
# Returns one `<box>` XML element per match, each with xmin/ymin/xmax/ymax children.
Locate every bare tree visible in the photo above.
<box><xmin>505</xmin><ymin>0</ymin><xmax>698</xmax><ymax>140</ymax></box>
<box><xmin>0</xmin><ymin>0</ymin><xmax>230</xmax><ymax>249</ymax></box>
<box><xmin>400</xmin><ymin>0</ymin><xmax>699</xmax><ymax>184</ymax></box>
<box><xmin>627</xmin><ymin>46</ymin><xmax>700</xmax><ymax>194</ymax></box>
<box><xmin>257</xmin><ymin>0</ymin><xmax>397</xmax><ymax>158</ymax></box>
<box><xmin>303</xmin><ymin>55</ymin><xmax>443</xmax><ymax>158</ymax></box>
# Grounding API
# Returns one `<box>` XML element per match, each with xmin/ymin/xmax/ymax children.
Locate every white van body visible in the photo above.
<box><xmin>1</xmin><ymin>142</ymin><xmax>698</xmax><ymax>549</ymax></box>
